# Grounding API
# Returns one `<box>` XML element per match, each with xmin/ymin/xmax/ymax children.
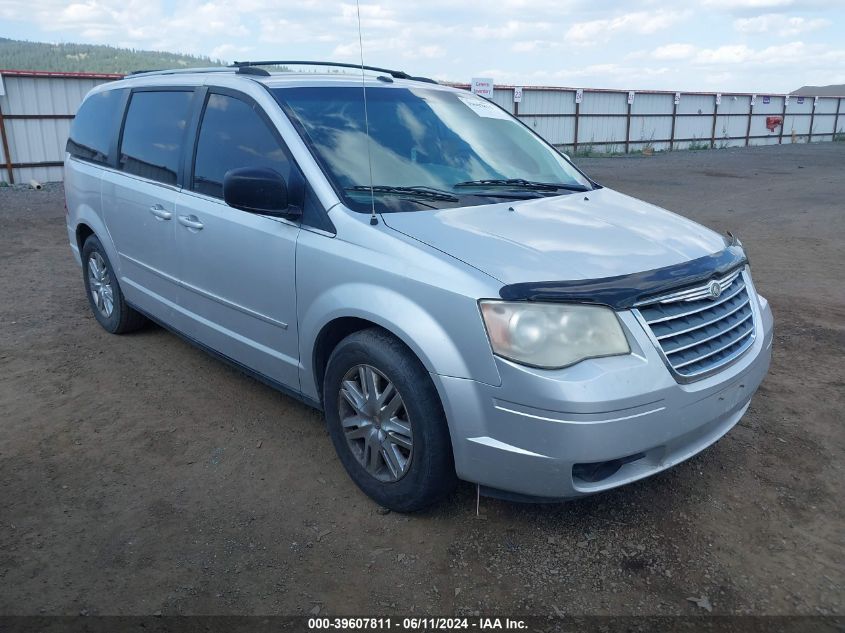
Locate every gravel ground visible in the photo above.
<box><xmin>0</xmin><ymin>143</ymin><xmax>843</xmax><ymax>618</ymax></box>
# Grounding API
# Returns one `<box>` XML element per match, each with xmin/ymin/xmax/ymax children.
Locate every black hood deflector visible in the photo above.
<box><xmin>498</xmin><ymin>243</ymin><xmax>747</xmax><ymax>310</ymax></box>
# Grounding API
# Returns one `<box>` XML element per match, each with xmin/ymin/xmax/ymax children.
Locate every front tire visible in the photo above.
<box><xmin>323</xmin><ymin>328</ymin><xmax>457</xmax><ymax>512</ymax></box>
<box><xmin>81</xmin><ymin>235</ymin><xmax>146</xmax><ymax>334</ymax></box>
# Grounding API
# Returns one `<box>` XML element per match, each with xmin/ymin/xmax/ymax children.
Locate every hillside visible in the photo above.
<box><xmin>792</xmin><ymin>84</ymin><xmax>845</xmax><ymax>97</ymax></box>
<box><xmin>0</xmin><ymin>37</ymin><xmax>224</xmax><ymax>74</ymax></box>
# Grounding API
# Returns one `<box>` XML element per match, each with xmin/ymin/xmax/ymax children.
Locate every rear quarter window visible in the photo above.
<box><xmin>66</xmin><ymin>88</ymin><xmax>125</xmax><ymax>164</ymax></box>
<box><xmin>119</xmin><ymin>90</ymin><xmax>194</xmax><ymax>186</ymax></box>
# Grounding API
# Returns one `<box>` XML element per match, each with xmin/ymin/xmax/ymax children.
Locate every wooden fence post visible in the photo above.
<box><xmin>0</xmin><ymin>102</ymin><xmax>14</xmax><ymax>184</ymax></box>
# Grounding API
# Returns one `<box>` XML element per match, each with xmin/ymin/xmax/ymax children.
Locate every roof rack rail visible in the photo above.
<box><xmin>230</xmin><ymin>60</ymin><xmax>438</xmax><ymax>84</ymax></box>
<box><xmin>124</xmin><ymin>67</ymin><xmax>234</xmax><ymax>78</ymax></box>
<box><xmin>236</xmin><ymin>65</ymin><xmax>271</xmax><ymax>77</ymax></box>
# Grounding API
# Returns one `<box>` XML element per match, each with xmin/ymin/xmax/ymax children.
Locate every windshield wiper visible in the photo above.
<box><xmin>453</xmin><ymin>178</ymin><xmax>590</xmax><ymax>192</ymax></box>
<box><xmin>345</xmin><ymin>185</ymin><xmax>459</xmax><ymax>202</ymax></box>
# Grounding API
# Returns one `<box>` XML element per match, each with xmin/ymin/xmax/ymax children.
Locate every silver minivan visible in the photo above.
<box><xmin>65</xmin><ymin>63</ymin><xmax>773</xmax><ymax>511</ymax></box>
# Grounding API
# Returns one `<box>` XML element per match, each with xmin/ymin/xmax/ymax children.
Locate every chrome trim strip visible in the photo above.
<box><xmin>657</xmin><ymin>298</ymin><xmax>751</xmax><ymax>342</ymax></box>
<box><xmin>492</xmin><ymin>404</ymin><xmax>666</xmax><ymax>425</ymax></box>
<box><xmin>642</xmin><ymin>280</ymin><xmax>746</xmax><ymax>325</ymax></box>
<box><xmin>466</xmin><ymin>436</ymin><xmax>551</xmax><ymax>458</ymax></box>
<box><xmin>649</xmin><ymin>269</ymin><xmax>741</xmax><ymax>305</ymax></box>
<box><xmin>672</xmin><ymin>326</ymin><xmax>754</xmax><ymax>369</ymax></box>
<box><xmin>677</xmin><ymin>333</ymin><xmax>756</xmax><ymax>377</ymax></box>
<box><xmin>664</xmin><ymin>311</ymin><xmax>754</xmax><ymax>355</ymax></box>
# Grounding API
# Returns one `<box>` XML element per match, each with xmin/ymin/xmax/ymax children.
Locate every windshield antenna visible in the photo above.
<box><xmin>355</xmin><ymin>0</ymin><xmax>378</xmax><ymax>226</ymax></box>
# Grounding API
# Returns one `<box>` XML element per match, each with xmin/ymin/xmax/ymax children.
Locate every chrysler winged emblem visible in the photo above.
<box><xmin>708</xmin><ymin>280</ymin><xmax>722</xmax><ymax>300</ymax></box>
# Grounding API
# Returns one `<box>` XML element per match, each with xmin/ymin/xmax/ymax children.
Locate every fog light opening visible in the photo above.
<box><xmin>572</xmin><ymin>452</ymin><xmax>646</xmax><ymax>484</ymax></box>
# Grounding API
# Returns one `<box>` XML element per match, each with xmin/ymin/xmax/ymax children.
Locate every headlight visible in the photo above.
<box><xmin>479</xmin><ymin>301</ymin><xmax>630</xmax><ymax>369</ymax></box>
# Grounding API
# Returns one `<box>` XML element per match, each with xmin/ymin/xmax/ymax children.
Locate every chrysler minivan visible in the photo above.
<box><xmin>64</xmin><ymin>63</ymin><xmax>773</xmax><ymax>511</ymax></box>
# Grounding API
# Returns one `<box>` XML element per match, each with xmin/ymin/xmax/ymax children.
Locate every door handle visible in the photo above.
<box><xmin>178</xmin><ymin>215</ymin><xmax>204</xmax><ymax>230</ymax></box>
<box><xmin>149</xmin><ymin>205</ymin><xmax>172</xmax><ymax>221</ymax></box>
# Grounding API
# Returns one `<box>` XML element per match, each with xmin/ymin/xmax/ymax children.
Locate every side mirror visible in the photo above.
<box><xmin>222</xmin><ymin>167</ymin><xmax>301</xmax><ymax>218</ymax></box>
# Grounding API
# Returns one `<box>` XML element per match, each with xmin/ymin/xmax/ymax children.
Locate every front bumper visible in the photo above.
<box><xmin>433</xmin><ymin>291</ymin><xmax>774</xmax><ymax>500</ymax></box>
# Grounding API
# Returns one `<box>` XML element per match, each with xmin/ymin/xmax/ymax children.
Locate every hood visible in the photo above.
<box><xmin>381</xmin><ymin>187</ymin><xmax>727</xmax><ymax>284</ymax></box>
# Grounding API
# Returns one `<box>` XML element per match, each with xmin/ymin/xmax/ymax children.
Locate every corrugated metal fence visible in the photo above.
<box><xmin>0</xmin><ymin>70</ymin><xmax>120</xmax><ymax>184</ymax></box>
<box><xmin>483</xmin><ymin>85</ymin><xmax>844</xmax><ymax>154</ymax></box>
<box><xmin>1</xmin><ymin>71</ymin><xmax>843</xmax><ymax>184</ymax></box>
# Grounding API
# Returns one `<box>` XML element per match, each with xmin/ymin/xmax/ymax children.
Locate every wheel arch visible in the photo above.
<box><xmin>76</xmin><ymin>222</ymin><xmax>95</xmax><ymax>254</ymax></box>
<box><xmin>300</xmin><ymin>284</ymin><xmax>498</xmax><ymax>406</ymax></box>
<box><xmin>311</xmin><ymin>316</ymin><xmax>428</xmax><ymax>406</ymax></box>
<box><xmin>70</xmin><ymin>207</ymin><xmax>121</xmax><ymax>278</ymax></box>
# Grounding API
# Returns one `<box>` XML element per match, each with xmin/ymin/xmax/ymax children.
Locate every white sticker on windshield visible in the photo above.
<box><xmin>457</xmin><ymin>95</ymin><xmax>512</xmax><ymax>120</ymax></box>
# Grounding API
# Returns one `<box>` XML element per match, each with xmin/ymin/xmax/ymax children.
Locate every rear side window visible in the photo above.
<box><xmin>119</xmin><ymin>90</ymin><xmax>193</xmax><ymax>186</ymax></box>
<box><xmin>66</xmin><ymin>89</ymin><xmax>124</xmax><ymax>164</ymax></box>
<box><xmin>192</xmin><ymin>93</ymin><xmax>292</xmax><ymax>199</ymax></box>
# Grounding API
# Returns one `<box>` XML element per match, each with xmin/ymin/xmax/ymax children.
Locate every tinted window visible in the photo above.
<box><xmin>119</xmin><ymin>90</ymin><xmax>193</xmax><ymax>185</ymax></box>
<box><xmin>193</xmin><ymin>93</ymin><xmax>292</xmax><ymax>199</ymax></box>
<box><xmin>67</xmin><ymin>89</ymin><xmax>124</xmax><ymax>164</ymax></box>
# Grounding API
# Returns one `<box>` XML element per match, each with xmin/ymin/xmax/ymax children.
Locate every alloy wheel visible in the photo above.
<box><xmin>337</xmin><ymin>364</ymin><xmax>413</xmax><ymax>482</ymax></box>
<box><xmin>87</xmin><ymin>252</ymin><xmax>114</xmax><ymax>318</ymax></box>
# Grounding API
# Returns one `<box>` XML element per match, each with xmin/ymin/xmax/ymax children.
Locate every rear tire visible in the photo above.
<box><xmin>81</xmin><ymin>235</ymin><xmax>146</xmax><ymax>334</ymax></box>
<box><xmin>323</xmin><ymin>328</ymin><xmax>457</xmax><ymax>512</ymax></box>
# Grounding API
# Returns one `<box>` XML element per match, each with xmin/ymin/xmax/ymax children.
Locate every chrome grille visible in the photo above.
<box><xmin>635</xmin><ymin>268</ymin><xmax>756</xmax><ymax>381</ymax></box>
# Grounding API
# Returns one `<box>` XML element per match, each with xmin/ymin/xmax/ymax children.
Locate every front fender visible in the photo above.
<box><xmin>295</xmin><ymin>207</ymin><xmax>505</xmax><ymax>403</ymax></box>
<box><xmin>298</xmin><ymin>282</ymin><xmax>501</xmax><ymax>401</ymax></box>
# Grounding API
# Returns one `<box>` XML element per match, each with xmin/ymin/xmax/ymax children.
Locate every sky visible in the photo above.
<box><xmin>1</xmin><ymin>0</ymin><xmax>844</xmax><ymax>92</ymax></box>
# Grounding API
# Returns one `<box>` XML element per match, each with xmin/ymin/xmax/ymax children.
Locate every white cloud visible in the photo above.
<box><xmin>0</xmin><ymin>0</ymin><xmax>843</xmax><ymax>92</ymax></box>
<box><xmin>565</xmin><ymin>11</ymin><xmax>686</xmax><ymax>45</ymax></box>
<box><xmin>733</xmin><ymin>13</ymin><xmax>831</xmax><ymax>35</ymax></box>
<box><xmin>414</xmin><ymin>44</ymin><xmax>446</xmax><ymax>59</ymax></box>
<box><xmin>652</xmin><ymin>43</ymin><xmax>697</xmax><ymax>60</ymax></box>
<box><xmin>470</xmin><ymin>20</ymin><xmax>551</xmax><ymax>39</ymax></box>
<box><xmin>60</xmin><ymin>3</ymin><xmax>109</xmax><ymax>22</ymax></box>
<box><xmin>701</xmin><ymin>0</ymin><xmax>842</xmax><ymax>12</ymax></box>
<box><xmin>338</xmin><ymin>3</ymin><xmax>399</xmax><ymax>29</ymax></box>
<box><xmin>511</xmin><ymin>40</ymin><xmax>556</xmax><ymax>53</ymax></box>
<box><xmin>3</xmin><ymin>0</ymin><xmax>249</xmax><ymax>56</ymax></box>
<box><xmin>701</xmin><ymin>0</ymin><xmax>795</xmax><ymax>8</ymax></box>
<box><xmin>695</xmin><ymin>44</ymin><xmax>756</xmax><ymax>64</ymax></box>
<box><xmin>524</xmin><ymin>38</ymin><xmax>845</xmax><ymax>91</ymax></box>
<box><xmin>693</xmin><ymin>41</ymin><xmax>845</xmax><ymax>68</ymax></box>
<box><xmin>210</xmin><ymin>43</ymin><xmax>252</xmax><ymax>61</ymax></box>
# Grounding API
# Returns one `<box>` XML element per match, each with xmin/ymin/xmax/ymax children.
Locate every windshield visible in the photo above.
<box><xmin>272</xmin><ymin>85</ymin><xmax>593</xmax><ymax>213</ymax></box>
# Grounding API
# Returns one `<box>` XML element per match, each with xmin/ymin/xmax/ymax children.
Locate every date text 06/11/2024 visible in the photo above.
<box><xmin>307</xmin><ymin>617</ymin><xmax>528</xmax><ymax>630</ymax></box>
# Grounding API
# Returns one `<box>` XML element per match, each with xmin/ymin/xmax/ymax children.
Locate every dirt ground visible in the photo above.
<box><xmin>0</xmin><ymin>143</ymin><xmax>843</xmax><ymax>618</ymax></box>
